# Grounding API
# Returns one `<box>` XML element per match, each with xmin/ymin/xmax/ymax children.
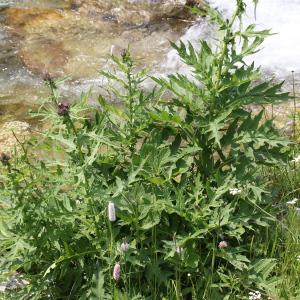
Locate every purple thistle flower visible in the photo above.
<box><xmin>218</xmin><ymin>241</ymin><xmax>228</xmax><ymax>249</ymax></box>
<box><xmin>57</xmin><ymin>102</ymin><xmax>70</xmax><ymax>116</ymax></box>
<box><xmin>120</xmin><ymin>49</ymin><xmax>127</xmax><ymax>60</ymax></box>
<box><xmin>113</xmin><ymin>262</ymin><xmax>121</xmax><ymax>282</ymax></box>
<box><xmin>0</xmin><ymin>153</ymin><xmax>11</xmax><ymax>166</ymax></box>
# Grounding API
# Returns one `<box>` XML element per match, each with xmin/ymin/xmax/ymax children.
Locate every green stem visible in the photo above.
<box><xmin>66</xmin><ymin>115</ymin><xmax>102</xmax><ymax>247</ymax></box>
<box><xmin>215</xmin><ymin>6</ymin><xmax>240</xmax><ymax>91</ymax></box>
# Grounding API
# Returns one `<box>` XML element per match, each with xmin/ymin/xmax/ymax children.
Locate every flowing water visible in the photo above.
<box><xmin>0</xmin><ymin>0</ymin><xmax>299</xmax><ymax>131</ymax></box>
<box><xmin>0</xmin><ymin>0</ymin><xmax>191</xmax><ymax>126</ymax></box>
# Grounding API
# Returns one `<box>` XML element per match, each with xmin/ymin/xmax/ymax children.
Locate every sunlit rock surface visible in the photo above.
<box><xmin>0</xmin><ymin>121</ymin><xmax>31</xmax><ymax>154</ymax></box>
<box><xmin>73</xmin><ymin>0</ymin><xmax>191</xmax><ymax>25</ymax></box>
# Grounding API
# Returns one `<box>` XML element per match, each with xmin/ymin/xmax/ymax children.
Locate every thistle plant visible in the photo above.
<box><xmin>0</xmin><ymin>1</ymin><xmax>293</xmax><ymax>299</ymax></box>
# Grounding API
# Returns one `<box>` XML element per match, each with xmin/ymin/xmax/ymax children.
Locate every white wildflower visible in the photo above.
<box><xmin>249</xmin><ymin>290</ymin><xmax>262</xmax><ymax>300</ymax></box>
<box><xmin>286</xmin><ymin>198</ymin><xmax>298</xmax><ymax>206</ymax></box>
<box><xmin>291</xmin><ymin>155</ymin><xmax>300</xmax><ymax>163</ymax></box>
<box><xmin>229</xmin><ymin>188</ymin><xmax>242</xmax><ymax>195</ymax></box>
<box><xmin>120</xmin><ymin>241</ymin><xmax>130</xmax><ymax>252</ymax></box>
<box><xmin>296</xmin><ymin>255</ymin><xmax>300</xmax><ymax>262</ymax></box>
<box><xmin>218</xmin><ymin>240</ymin><xmax>228</xmax><ymax>249</ymax></box>
<box><xmin>108</xmin><ymin>202</ymin><xmax>116</xmax><ymax>222</ymax></box>
<box><xmin>294</xmin><ymin>208</ymin><xmax>300</xmax><ymax>215</ymax></box>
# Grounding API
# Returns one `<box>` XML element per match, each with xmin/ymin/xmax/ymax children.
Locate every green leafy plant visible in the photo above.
<box><xmin>0</xmin><ymin>1</ymin><xmax>292</xmax><ymax>299</ymax></box>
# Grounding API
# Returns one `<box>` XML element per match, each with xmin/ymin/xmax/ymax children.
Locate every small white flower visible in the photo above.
<box><xmin>120</xmin><ymin>241</ymin><xmax>130</xmax><ymax>252</ymax></box>
<box><xmin>291</xmin><ymin>155</ymin><xmax>300</xmax><ymax>163</ymax></box>
<box><xmin>108</xmin><ymin>202</ymin><xmax>116</xmax><ymax>222</ymax></box>
<box><xmin>249</xmin><ymin>290</ymin><xmax>262</xmax><ymax>300</ymax></box>
<box><xmin>296</xmin><ymin>255</ymin><xmax>300</xmax><ymax>262</ymax></box>
<box><xmin>286</xmin><ymin>198</ymin><xmax>298</xmax><ymax>205</ymax></box>
<box><xmin>294</xmin><ymin>208</ymin><xmax>300</xmax><ymax>215</ymax></box>
<box><xmin>218</xmin><ymin>240</ymin><xmax>228</xmax><ymax>249</ymax></box>
<box><xmin>187</xmin><ymin>273</ymin><xmax>191</xmax><ymax>277</ymax></box>
<box><xmin>229</xmin><ymin>188</ymin><xmax>242</xmax><ymax>195</ymax></box>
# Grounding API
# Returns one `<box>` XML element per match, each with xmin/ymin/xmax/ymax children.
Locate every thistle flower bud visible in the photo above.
<box><xmin>218</xmin><ymin>241</ymin><xmax>228</xmax><ymax>249</ymax></box>
<box><xmin>113</xmin><ymin>262</ymin><xmax>121</xmax><ymax>282</ymax></box>
<box><xmin>57</xmin><ymin>102</ymin><xmax>70</xmax><ymax>116</ymax></box>
<box><xmin>108</xmin><ymin>202</ymin><xmax>116</xmax><ymax>222</ymax></box>
<box><xmin>120</xmin><ymin>49</ymin><xmax>127</xmax><ymax>61</ymax></box>
<box><xmin>42</xmin><ymin>72</ymin><xmax>51</xmax><ymax>82</ymax></box>
<box><xmin>0</xmin><ymin>152</ymin><xmax>11</xmax><ymax>166</ymax></box>
<box><xmin>120</xmin><ymin>241</ymin><xmax>129</xmax><ymax>252</ymax></box>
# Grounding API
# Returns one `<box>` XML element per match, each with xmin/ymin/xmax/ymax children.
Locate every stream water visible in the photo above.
<box><xmin>0</xmin><ymin>0</ymin><xmax>299</xmax><ymax>128</ymax></box>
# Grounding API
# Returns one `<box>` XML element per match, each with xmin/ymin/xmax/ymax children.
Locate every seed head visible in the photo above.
<box><xmin>57</xmin><ymin>102</ymin><xmax>70</xmax><ymax>116</ymax></box>
<box><xmin>218</xmin><ymin>240</ymin><xmax>228</xmax><ymax>249</ymax></box>
<box><xmin>0</xmin><ymin>152</ymin><xmax>11</xmax><ymax>166</ymax></box>
<box><xmin>113</xmin><ymin>262</ymin><xmax>121</xmax><ymax>282</ymax></box>
<box><xmin>108</xmin><ymin>202</ymin><xmax>116</xmax><ymax>222</ymax></box>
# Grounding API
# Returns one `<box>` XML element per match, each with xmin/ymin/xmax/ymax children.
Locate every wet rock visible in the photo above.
<box><xmin>4</xmin><ymin>4</ymin><xmax>190</xmax><ymax>78</ymax></box>
<box><xmin>4</xmin><ymin>7</ymin><xmax>70</xmax><ymax>76</ymax></box>
<box><xmin>20</xmin><ymin>40</ymin><xmax>70</xmax><ymax>77</ymax></box>
<box><xmin>3</xmin><ymin>1</ymin><xmax>203</xmax><ymax>78</ymax></box>
<box><xmin>0</xmin><ymin>121</ymin><xmax>31</xmax><ymax>154</ymax></box>
<box><xmin>73</xmin><ymin>0</ymin><xmax>202</xmax><ymax>25</ymax></box>
<box><xmin>5</xmin><ymin>8</ymin><xmax>63</xmax><ymax>34</ymax></box>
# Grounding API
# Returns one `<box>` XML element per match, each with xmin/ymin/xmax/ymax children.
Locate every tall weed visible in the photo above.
<box><xmin>0</xmin><ymin>1</ymin><xmax>293</xmax><ymax>299</ymax></box>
